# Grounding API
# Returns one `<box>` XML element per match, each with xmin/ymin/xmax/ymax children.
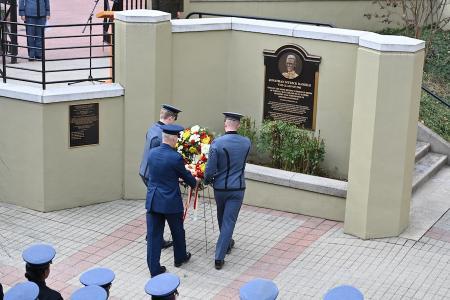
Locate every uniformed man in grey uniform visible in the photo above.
<box><xmin>204</xmin><ymin>112</ymin><xmax>251</xmax><ymax>270</ymax></box>
<box><xmin>140</xmin><ymin>104</ymin><xmax>182</xmax><ymax>249</ymax></box>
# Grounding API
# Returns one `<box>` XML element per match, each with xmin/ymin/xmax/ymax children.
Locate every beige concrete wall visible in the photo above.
<box><xmin>115</xmin><ymin>20</ymin><xmax>173</xmax><ymax>199</ymax></box>
<box><xmin>227</xmin><ymin>31</ymin><xmax>357</xmax><ymax>178</ymax></box>
<box><xmin>344</xmin><ymin>48</ymin><xmax>425</xmax><ymax>238</ymax></box>
<box><xmin>0</xmin><ymin>97</ymin><xmax>45</xmax><ymax>211</ymax></box>
<box><xmin>0</xmin><ymin>95</ymin><xmax>124</xmax><ymax>212</ymax></box>
<box><xmin>245</xmin><ymin>180</ymin><xmax>346</xmax><ymax>221</ymax></box>
<box><xmin>42</xmin><ymin>98</ymin><xmax>124</xmax><ymax>211</ymax></box>
<box><xmin>172</xmin><ymin>31</ymin><xmax>231</xmax><ymax>134</ymax></box>
<box><xmin>183</xmin><ymin>0</ymin><xmax>404</xmax><ymax>31</ymax></box>
<box><xmin>170</xmin><ymin>30</ymin><xmax>357</xmax><ymax>178</ymax></box>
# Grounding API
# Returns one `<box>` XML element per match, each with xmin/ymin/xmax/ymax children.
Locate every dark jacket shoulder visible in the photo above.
<box><xmin>38</xmin><ymin>284</ymin><xmax>63</xmax><ymax>300</ymax></box>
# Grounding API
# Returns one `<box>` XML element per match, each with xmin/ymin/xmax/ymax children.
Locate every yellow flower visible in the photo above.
<box><xmin>189</xmin><ymin>146</ymin><xmax>197</xmax><ymax>154</ymax></box>
<box><xmin>200</xmin><ymin>163</ymin><xmax>206</xmax><ymax>172</ymax></box>
<box><xmin>182</xmin><ymin>130</ymin><xmax>191</xmax><ymax>140</ymax></box>
<box><xmin>201</xmin><ymin>136</ymin><xmax>211</xmax><ymax>144</ymax></box>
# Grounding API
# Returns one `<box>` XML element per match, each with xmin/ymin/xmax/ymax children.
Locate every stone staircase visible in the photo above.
<box><xmin>413</xmin><ymin>141</ymin><xmax>448</xmax><ymax>192</ymax></box>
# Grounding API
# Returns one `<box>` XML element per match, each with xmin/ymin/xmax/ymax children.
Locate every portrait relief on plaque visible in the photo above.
<box><xmin>263</xmin><ymin>44</ymin><xmax>321</xmax><ymax>130</ymax></box>
<box><xmin>278</xmin><ymin>52</ymin><xmax>302</xmax><ymax>80</ymax></box>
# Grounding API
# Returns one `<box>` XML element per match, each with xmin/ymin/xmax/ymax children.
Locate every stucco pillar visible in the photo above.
<box><xmin>344</xmin><ymin>35</ymin><xmax>425</xmax><ymax>239</ymax></box>
<box><xmin>115</xmin><ymin>10</ymin><xmax>173</xmax><ymax>199</ymax></box>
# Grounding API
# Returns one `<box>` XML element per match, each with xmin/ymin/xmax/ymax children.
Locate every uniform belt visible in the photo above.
<box><xmin>213</xmin><ymin>187</ymin><xmax>246</xmax><ymax>192</ymax></box>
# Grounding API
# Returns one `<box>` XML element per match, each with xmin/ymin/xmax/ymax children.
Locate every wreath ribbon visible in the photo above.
<box><xmin>183</xmin><ymin>186</ymin><xmax>199</xmax><ymax>221</ymax></box>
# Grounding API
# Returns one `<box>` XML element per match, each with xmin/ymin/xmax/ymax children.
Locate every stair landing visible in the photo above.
<box><xmin>401</xmin><ymin>166</ymin><xmax>450</xmax><ymax>241</ymax></box>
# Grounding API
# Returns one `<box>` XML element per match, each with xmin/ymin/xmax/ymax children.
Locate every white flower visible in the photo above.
<box><xmin>191</xmin><ymin>125</ymin><xmax>200</xmax><ymax>133</ymax></box>
<box><xmin>190</xmin><ymin>134</ymin><xmax>200</xmax><ymax>143</ymax></box>
<box><xmin>178</xmin><ymin>146</ymin><xmax>183</xmax><ymax>151</ymax></box>
<box><xmin>194</xmin><ymin>154</ymin><xmax>202</xmax><ymax>163</ymax></box>
<box><xmin>201</xmin><ymin>143</ymin><xmax>210</xmax><ymax>155</ymax></box>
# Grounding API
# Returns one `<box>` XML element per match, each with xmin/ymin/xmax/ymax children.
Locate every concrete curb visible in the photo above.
<box><xmin>245</xmin><ymin>163</ymin><xmax>347</xmax><ymax>198</ymax></box>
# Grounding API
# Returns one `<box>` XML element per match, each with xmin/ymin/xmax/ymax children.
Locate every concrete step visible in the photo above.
<box><xmin>401</xmin><ymin>166</ymin><xmax>450</xmax><ymax>241</ymax></box>
<box><xmin>415</xmin><ymin>141</ymin><xmax>431</xmax><ymax>162</ymax></box>
<box><xmin>412</xmin><ymin>152</ymin><xmax>448</xmax><ymax>192</ymax></box>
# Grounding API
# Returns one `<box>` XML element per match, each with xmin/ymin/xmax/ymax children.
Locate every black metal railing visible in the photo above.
<box><xmin>103</xmin><ymin>0</ymin><xmax>147</xmax><ymax>11</ymax></box>
<box><xmin>0</xmin><ymin>20</ymin><xmax>114</xmax><ymax>89</ymax></box>
<box><xmin>123</xmin><ymin>0</ymin><xmax>148</xmax><ymax>10</ymax></box>
<box><xmin>186</xmin><ymin>12</ymin><xmax>335</xmax><ymax>28</ymax></box>
<box><xmin>1</xmin><ymin>0</ymin><xmax>18</xmax><ymax>63</ymax></box>
<box><xmin>422</xmin><ymin>85</ymin><xmax>450</xmax><ymax>108</ymax></box>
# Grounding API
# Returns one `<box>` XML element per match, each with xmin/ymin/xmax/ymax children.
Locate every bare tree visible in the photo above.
<box><xmin>365</xmin><ymin>0</ymin><xmax>449</xmax><ymax>57</ymax></box>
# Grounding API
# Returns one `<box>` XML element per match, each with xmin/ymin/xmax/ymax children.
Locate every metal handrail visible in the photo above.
<box><xmin>422</xmin><ymin>85</ymin><xmax>450</xmax><ymax>108</ymax></box>
<box><xmin>185</xmin><ymin>12</ymin><xmax>335</xmax><ymax>27</ymax></box>
<box><xmin>0</xmin><ymin>20</ymin><xmax>115</xmax><ymax>89</ymax></box>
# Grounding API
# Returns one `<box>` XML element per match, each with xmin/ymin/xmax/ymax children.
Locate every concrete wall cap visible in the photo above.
<box><xmin>115</xmin><ymin>9</ymin><xmax>171</xmax><ymax>23</ymax></box>
<box><xmin>172</xmin><ymin>18</ymin><xmax>423</xmax><ymax>52</ymax></box>
<box><xmin>0</xmin><ymin>83</ymin><xmax>42</xmax><ymax>103</ymax></box>
<box><xmin>0</xmin><ymin>83</ymin><xmax>124</xmax><ymax>103</ymax></box>
<box><xmin>231</xmin><ymin>17</ymin><xmax>297</xmax><ymax>37</ymax></box>
<box><xmin>359</xmin><ymin>33</ymin><xmax>425</xmax><ymax>52</ymax></box>
<box><xmin>171</xmin><ymin>17</ymin><xmax>232</xmax><ymax>32</ymax></box>
<box><xmin>293</xmin><ymin>24</ymin><xmax>365</xmax><ymax>44</ymax></box>
<box><xmin>245</xmin><ymin>163</ymin><xmax>347</xmax><ymax>198</ymax></box>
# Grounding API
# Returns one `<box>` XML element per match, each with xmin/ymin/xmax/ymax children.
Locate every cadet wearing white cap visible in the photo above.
<box><xmin>239</xmin><ymin>278</ymin><xmax>279</xmax><ymax>300</ymax></box>
<box><xmin>323</xmin><ymin>285</ymin><xmax>364</xmax><ymax>300</ymax></box>
<box><xmin>204</xmin><ymin>112</ymin><xmax>251</xmax><ymax>270</ymax></box>
<box><xmin>71</xmin><ymin>285</ymin><xmax>107</xmax><ymax>300</ymax></box>
<box><xmin>4</xmin><ymin>282</ymin><xmax>39</xmax><ymax>300</ymax></box>
<box><xmin>80</xmin><ymin>267</ymin><xmax>115</xmax><ymax>298</ymax></box>
<box><xmin>140</xmin><ymin>104</ymin><xmax>183</xmax><ymax>250</ymax></box>
<box><xmin>145</xmin><ymin>273</ymin><xmax>180</xmax><ymax>300</ymax></box>
<box><xmin>22</xmin><ymin>244</ymin><xmax>63</xmax><ymax>300</ymax></box>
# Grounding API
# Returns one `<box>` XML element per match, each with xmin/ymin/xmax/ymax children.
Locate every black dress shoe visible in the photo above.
<box><xmin>151</xmin><ymin>265</ymin><xmax>166</xmax><ymax>277</ymax></box>
<box><xmin>215</xmin><ymin>259</ymin><xmax>224</xmax><ymax>270</ymax></box>
<box><xmin>174</xmin><ymin>252</ymin><xmax>191</xmax><ymax>267</ymax></box>
<box><xmin>226</xmin><ymin>239</ymin><xmax>235</xmax><ymax>254</ymax></box>
<box><xmin>162</xmin><ymin>239</ymin><xmax>173</xmax><ymax>249</ymax></box>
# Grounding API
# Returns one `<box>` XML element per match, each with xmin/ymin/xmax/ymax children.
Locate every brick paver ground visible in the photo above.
<box><xmin>1</xmin><ymin>191</ymin><xmax>449</xmax><ymax>299</ymax></box>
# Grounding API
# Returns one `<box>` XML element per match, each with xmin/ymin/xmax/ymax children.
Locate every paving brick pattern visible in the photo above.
<box><xmin>1</xmin><ymin>196</ymin><xmax>450</xmax><ymax>299</ymax></box>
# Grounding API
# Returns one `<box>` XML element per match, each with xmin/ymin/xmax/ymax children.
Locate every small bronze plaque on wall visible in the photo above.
<box><xmin>263</xmin><ymin>44</ymin><xmax>321</xmax><ymax>130</ymax></box>
<box><xmin>69</xmin><ymin>103</ymin><xmax>99</xmax><ymax>147</ymax></box>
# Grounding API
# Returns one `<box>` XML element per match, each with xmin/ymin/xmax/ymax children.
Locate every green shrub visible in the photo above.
<box><xmin>257</xmin><ymin>120</ymin><xmax>325</xmax><ymax>175</ymax></box>
<box><xmin>238</xmin><ymin>117</ymin><xmax>258</xmax><ymax>144</ymax></box>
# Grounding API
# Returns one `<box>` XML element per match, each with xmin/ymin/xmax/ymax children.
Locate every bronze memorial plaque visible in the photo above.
<box><xmin>263</xmin><ymin>44</ymin><xmax>321</xmax><ymax>130</ymax></box>
<box><xmin>69</xmin><ymin>103</ymin><xmax>99</xmax><ymax>147</ymax></box>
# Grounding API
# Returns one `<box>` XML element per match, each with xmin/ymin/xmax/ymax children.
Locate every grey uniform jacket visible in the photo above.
<box><xmin>139</xmin><ymin>121</ymin><xmax>164</xmax><ymax>185</ymax></box>
<box><xmin>204</xmin><ymin>132</ymin><xmax>251</xmax><ymax>191</ymax></box>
